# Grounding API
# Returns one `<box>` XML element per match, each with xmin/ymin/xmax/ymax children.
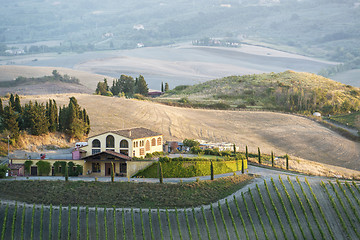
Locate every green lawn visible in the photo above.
<box><xmin>0</xmin><ymin>174</ymin><xmax>255</xmax><ymax>208</ymax></box>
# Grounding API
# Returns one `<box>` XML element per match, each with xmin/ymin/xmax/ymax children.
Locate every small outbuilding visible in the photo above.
<box><xmin>313</xmin><ymin>112</ymin><xmax>321</xmax><ymax>117</ymax></box>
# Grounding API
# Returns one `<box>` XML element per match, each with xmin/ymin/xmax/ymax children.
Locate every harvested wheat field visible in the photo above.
<box><xmin>18</xmin><ymin>93</ymin><xmax>360</xmax><ymax>173</ymax></box>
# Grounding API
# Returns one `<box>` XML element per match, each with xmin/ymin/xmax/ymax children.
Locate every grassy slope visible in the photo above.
<box><xmin>160</xmin><ymin>70</ymin><xmax>360</xmax><ymax>114</ymax></box>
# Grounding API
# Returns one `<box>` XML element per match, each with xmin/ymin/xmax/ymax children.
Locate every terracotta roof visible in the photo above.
<box><xmin>89</xmin><ymin>127</ymin><xmax>162</xmax><ymax>140</ymax></box>
<box><xmin>82</xmin><ymin>150</ymin><xmax>132</xmax><ymax>161</ymax></box>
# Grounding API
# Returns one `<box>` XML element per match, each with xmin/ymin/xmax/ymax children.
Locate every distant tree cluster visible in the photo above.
<box><xmin>192</xmin><ymin>37</ymin><xmax>241</xmax><ymax>48</ymax></box>
<box><xmin>0</xmin><ymin>70</ymin><xmax>80</xmax><ymax>88</ymax></box>
<box><xmin>161</xmin><ymin>82</ymin><xmax>170</xmax><ymax>92</ymax></box>
<box><xmin>0</xmin><ymin>94</ymin><xmax>90</xmax><ymax>141</ymax></box>
<box><xmin>95</xmin><ymin>74</ymin><xmax>149</xmax><ymax>97</ymax></box>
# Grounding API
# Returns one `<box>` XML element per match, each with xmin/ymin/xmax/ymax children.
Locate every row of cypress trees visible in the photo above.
<box><xmin>0</xmin><ymin>94</ymin><xmax>90</xmax><ymax>141</ymax></box>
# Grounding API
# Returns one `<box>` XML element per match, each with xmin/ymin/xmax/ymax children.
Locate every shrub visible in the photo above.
<box><xmin>36</xmin><ymin>160</ymin><xmax>51</xmax><ymax>176</ymax></box>
<box><xmin>0</xmin><ymin>165</ymin><xmax>9</xmax><ymax>178</ymax></box>
<box><xmin>24</xmin><ymin>160</ymin><xmax>33</xmax><ymax>175</ymax></box>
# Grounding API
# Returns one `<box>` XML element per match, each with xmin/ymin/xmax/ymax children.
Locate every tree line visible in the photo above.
<box><xmin>0</xmin><ymin>94</ymin><xmax>90</xmax><ymax>141</ymax></box>
<box><xmin>95</xmin><ymin>74</ymin><xmax>170</xmax><ymax>97</ymax></box>
<box><xmin>95</xmin><ymin>75</ymin><xmax>149</xmax><ymax>97</ymax></box>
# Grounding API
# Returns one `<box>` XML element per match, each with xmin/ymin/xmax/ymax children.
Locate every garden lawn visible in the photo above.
<box><xmin>0</xmin><ymin>174</ymin><xmax>255</xmax><ymax>208</ymax></box>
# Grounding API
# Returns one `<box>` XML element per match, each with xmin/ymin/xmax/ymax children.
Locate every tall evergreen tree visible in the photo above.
<box><xmin>161</xmin><ymin>82</ymin><xmax>164</xmax><ymax>92</ymax></box>
<box><xmin>0</xmin><ymin>98</ymin><xmax>3</xmax><ymax>116</ymax></box>
<box><xmin>28</xmin><ymin>101</ymin><xmax>49</xmax><ymax>135</ymax></box>
<box><xmin>9</xmin><ymin>94</ymin><xmax>15</xmax><ymax>108</ymax></box>
<box><xmin>3</xmin><ymin>103</ymin><xmax>20</xmax><ymax>141</ymax></box>
<box><xmin>14</xmin><ymin>94</ymin><xmax>22</xmax><ymax>113</ymax></box>
<box><xmin>135</xmin><ymin>75</ymin><xmax>148</xmax><ymax>96</ymax></box>
<box><xmin>47</xmin><ymin>99</ymin><xmax>58</xmax><ymax>132</ymax></box>
<box><xmin>164</xmin><ymin>82</ymin><xmax>169</xmax><ymax>92</ymax></box>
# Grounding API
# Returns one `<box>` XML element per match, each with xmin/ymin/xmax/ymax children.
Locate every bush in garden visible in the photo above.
<box><xmin>0</xmin><ymin>165</ymin><xmax>9</xmax><ymax>178</ymax></box>
<box><xmin>24</xmin><ymin>160</ymin><xmax>33</xmax><ymax>175</ymax></box>
<box><xmin>36</xmin><ymin>160</ymin><xmax>51</xmax><ymax>176</ymax></box>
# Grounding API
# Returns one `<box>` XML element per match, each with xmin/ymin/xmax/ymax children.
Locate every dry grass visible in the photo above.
<box><xmin>15</xmin><ymin>93</ymin><xmax>360</xmax><ymax>173</ymax></box>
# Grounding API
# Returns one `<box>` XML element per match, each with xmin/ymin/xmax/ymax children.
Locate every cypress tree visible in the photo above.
<box><xmin>258</xmin><ymin>147</ymin><xmax>261</xmax><ymax>164</ymax></box>
<box><xmin>164</xmin><ymin>83</ymin><xmax>169</xmax><ymax>92</ymax></box>
<box><xmin>3</xmin><ymin>103</ymin><xmax>20</xmax><ymax>141</ymax></box>
<box><xmin>271</xmin><ymin>151</ymin><xmax>274</xmax><ymax>167</ymax></box>
<box><xmin>286</xmin><ymin>154</ymin><xmax>289</xmax><ymax>170</ymax></box>
<box><xmin>0</xmin><ymin>98</ymin><xmax>3</xmax><ymax>116</ymax></box>
<box><xmin>233</xmin><ymin>144</ymin><xmax>236</xmax><ymax>155</ymax></box>
<box><xmin>14</xmin><ymin>94</ymin><xmax>22</xmax><ymax>113</ymax></box>
<box><xmin>9</xmin><ymin>93</ymin><xmax>15</xmax><ymax>108</ymax></box>
<box><xmin>28</xmin><ymin>101</ymin><xmax>49</xmax><ymax>135</ymax></box>
<box><xmin>245</xmin><ymin>145</ymin><xmax>249</xmax><ymax>161</ymax></box>
<box><xmin>241</xmin><ymin>158</ymin><xmax>245</xmax><ymax>174</ymax></box>
<box><xmin>65</xmin><ymin>162</ymin><xmax>69</xmax><ymax>181</ymax></box>
<box><xmin>161</xmin><ymin>82</ymin><xmax>164</xmax><ymax>92</ymax></box>
<box><xmin>159</xmin><ymin>162</ymin><xmax>163</xmax><ymax>184</ymax></box>
<box><xmin>111</xmin><ymin>162</ymin><xmax>114</xmax><ymax>183</ymax></box>
<box><xmin>210</xmin><ymin>161</ymin><xmax>214</xmax><ymax>180</ymax></box>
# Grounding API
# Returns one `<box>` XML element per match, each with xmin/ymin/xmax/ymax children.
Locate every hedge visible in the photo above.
<box><xmin>134</xmin><ymin>157</ymin><xmax>247</xmax><ymax>178</ymax></box>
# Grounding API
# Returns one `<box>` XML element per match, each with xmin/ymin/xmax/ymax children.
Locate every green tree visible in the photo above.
<box><xmin>135</xmin><ymin>75</ymin><xmax>148</xmax><ymax>96</ymax></box>
<box><xmin>28</xmin><ymin>101</ymin><xmax>49</xmax><ymax>135</ymax></box>
<box><xmin>210</xmin><ymin>161</ymin><xmax>214</xmax><ymax>180</ymax></box>
<box><xmin>46</xmin><ymin>99</ymin><xmax>58</xmax><ymax>132</ymax></box>
<box><xmin>258</xmin><ymin>147</ymin><xmax>261</xmax><ymax>164</ymax></box>
<box><xmin>164</xmin><ymin>83</ymin><xmax>169</xmax><ymax>92</ymax></box>
<box><xmin>0</xmin><ymin>165</ymin><xmax>9</xmax><ymax>178</ymax></box>
<box><xmin>0</xmin><ymin>98</ymin><xmax>3</xmax><ymax>116</ymax></box>
<box><xmin>161</xmin><ymin>82</ymin><xmax>164</xmax><ymax>92</ymax></box>
<box><xmin>159</xmin><ymin>162</ymin><xmax>163</xmax><ymax>184</ymax></box>
<box><xmin>183</xmin><ymin>139</ymin><xmax>200</xmax><ymax>148</ymax></box>
<box><xmin>95</xmin><ymin>79</ymin><xmax>110</xmax><ymax>95</ymax></box>
<box><xmin>14</xmin><ymin>94</ymin><xmax>22</xmax><ymax>113</ymax></box>
<box><xmin>2</xmin><ymin>103</ymin><xmax>20</xmax><ymax>141</ymax></box>
<box><xmin>24</xmin><ymin>160</ymin><xmax>33</xmax><ymax>175</ymax></box>
<box><xmin>271</xmin><ymin>151</ymin><xmax>274</xmax><ymax>167</ymax></box>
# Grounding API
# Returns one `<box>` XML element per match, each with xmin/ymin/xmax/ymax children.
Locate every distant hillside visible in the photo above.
<box><xmin>160</xmin><ymin>71</ymin><xmax>360</xmax><ymax>115</ymax></box>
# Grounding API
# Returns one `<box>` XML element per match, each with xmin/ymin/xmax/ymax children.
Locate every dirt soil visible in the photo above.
<box><xmin>15</xmin><ymin>93</ymin><xmax>360</xmax><ymax>175</ymax></box>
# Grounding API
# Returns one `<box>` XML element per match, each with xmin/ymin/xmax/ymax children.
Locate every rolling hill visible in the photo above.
<box><xmin>160</xmin><ymin>70</ymin><xmax>360</xmax><ymax>115</ymax></box>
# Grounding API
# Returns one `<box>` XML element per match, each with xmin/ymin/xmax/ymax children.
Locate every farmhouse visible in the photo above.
<box><xmin>79</xmin><ymin>127</ymin><xmax>163</xmax><ymax>176</ymax></box>
<box><xmin>10</xmin><ymin>127</ymin><xmax>163</xmax><ymax>177</ymax></box>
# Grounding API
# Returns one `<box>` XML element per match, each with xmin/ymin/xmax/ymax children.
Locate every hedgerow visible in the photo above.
<box><xmin>135</xmin><ymin>156</ymin><xmax>247</xmax><ymax>178</ymax></box>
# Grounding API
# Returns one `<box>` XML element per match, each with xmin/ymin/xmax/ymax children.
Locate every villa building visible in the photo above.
<box><xmin>10</xmin><ymin>127</ymin><xmax>163</xmax><ymax>177</ymax></box>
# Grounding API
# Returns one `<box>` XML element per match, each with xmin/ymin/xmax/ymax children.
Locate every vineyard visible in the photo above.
<box><xmin>1</xmin><ymin>176</ymin><xmax>360</xmax><ymax>239</ymax></box>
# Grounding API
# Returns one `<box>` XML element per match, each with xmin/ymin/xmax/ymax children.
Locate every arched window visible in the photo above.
<box><xmin>151</xmin><ymin>138</ymin><xmax>156</xmax><ymax>146</ymax></box>
<box><xmin>157</xmin><ymin>137</ymin><xmax>162</xmax><ymax>146</ymax></box>
<box><xmin>106</xmin><ymin>135</ymin><xmax>115</xmax><ymax>148</ymax></box>
<box><xmin>145</xmin><ymin>140</ymin><xmax>150</xmax><ymax>151</ymax></box>
<box><xmin>120</xmin><ymin>139</ymin><xmax>128</xmax><ymax>148</ymax></box>
<box><xmin>92</xmin><ymin>139</ymin><xmax>100</xmax><ymax>148</ymax></box>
